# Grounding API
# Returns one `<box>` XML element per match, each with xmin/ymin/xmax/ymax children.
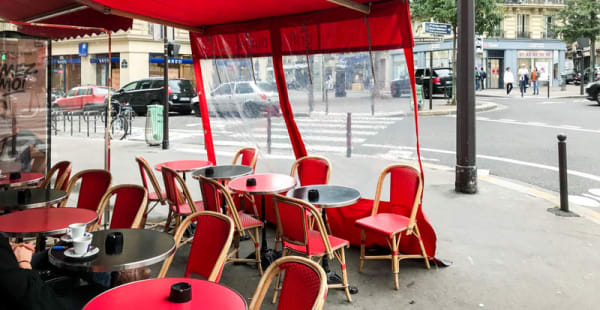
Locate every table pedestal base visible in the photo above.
<box><xmin>241</xmin><ymin>249</ymin><xmax>281</xmax><ymax>270</ymax></box>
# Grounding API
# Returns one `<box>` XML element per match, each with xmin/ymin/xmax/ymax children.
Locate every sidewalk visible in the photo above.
<box><xmin>477</xmin><ymin>84</ymin><xmax>585</xmax><ymax>99</ymax></box>
<box><xmin>52</xmin><ymin>137</ymin><xmax>600</xmax><ymax>309</ymax></box>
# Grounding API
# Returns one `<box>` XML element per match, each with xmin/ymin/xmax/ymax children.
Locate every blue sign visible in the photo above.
<box><xmin>78</xmin><ymin>43</ymin><xmax>88</xmax><ymax>57</ymax></box>
<box><xmin>51</xmin><ymin>58</ymin><xmax>81</xmax><ymax>65</ymax></box>
<box><xmin>149</xmin><ymin>58</ymin><xmax>193</xmax><ymax>65</ymax></box>
<box><xmin>90</xmin><ymin>57</ymin><xmax>120</xmax><ymax>64</ymax></box>
<box><xmin>424</xmin><ymin>22</ymin><xmax>452</xmax><ymax>35</ymax></box>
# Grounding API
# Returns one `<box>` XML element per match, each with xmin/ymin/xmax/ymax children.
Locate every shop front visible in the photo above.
<box><xmin>90</xmin><ymin>54</ymin><xmax>120</xmax><ymax>89</ymax></box>
<box><xmin>51</xmin><ymin>56</ymin><xmax>80</xmax><ymax>92</ymax></box>
<box><xmin>149</xmin><ymin>55</ymin><xmax>195</xmax><ymax>86</ymax></box>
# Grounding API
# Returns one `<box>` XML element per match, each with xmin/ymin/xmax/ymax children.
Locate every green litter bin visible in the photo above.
<box><xmin>145</xmin><ymin>105</ymin><xmax>163</xmax><ymax>146</ymax></box>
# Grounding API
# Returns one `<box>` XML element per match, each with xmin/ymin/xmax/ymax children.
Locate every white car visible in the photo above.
<box><xmin>191</xmin><ymin>81</ymin><xmax>280</xmax><ymax>118</ymax></box>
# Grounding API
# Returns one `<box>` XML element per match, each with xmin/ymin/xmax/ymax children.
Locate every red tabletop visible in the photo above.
<box><xmin>0</xmin><ymin>208</ymin><xmax>97</xmax><ymax>237</ymax></box>
<box><xmin>84</xmin><ymin>278</ymin><xmax>247</xmax><ymax>310</ymax></box>
<box><xmin>228</xmin><ymin>173</ymin><xmax>297</xmax><ymax>195</ymax></box>
<box><xmin>0</xmin><ymin>173</ymin><xmax>44</xmax><ymax>188</ymax></box>
<box><xmin>155</xmin><ymin>160</ymin><xmax>212</xmax><ymax>173</ymax></box>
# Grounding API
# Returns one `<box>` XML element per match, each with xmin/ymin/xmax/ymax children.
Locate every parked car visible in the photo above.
<box><xmin>191</xmin><ymin>81</ymin><xmax>280</xmax><ymax>118</ymax></box>
<box><xmin>390</xmin><ymin>76</ymin><xmax>411</xmax><ymax>98</ymax></box>
<box><xmin>51</xmin><ymin>88</ymin><xmax>65</xmax><ymax>104</ymax></box>
<box><xmin>563</xmin><ymin>70</ymin><xmax>577</xmax><ymax>84</ymax></box>
<box><xmin>585</xmin><ymin>81</ymin><xmax>600</xmax><ymax>104</ymax></box>
<box><xmin>53</xmin><ymin>86</ymin><xmax>111</xmax><ymax>111</ymax></box>
<box><xmin>109</xmin><ymin>78</ymin><xmax>195</xmax><ymax>115</ymax></box>
<box><xmin>414</xmin><ymin>68</ymin><xmax>453</xmax><ymax>99</ymax></box>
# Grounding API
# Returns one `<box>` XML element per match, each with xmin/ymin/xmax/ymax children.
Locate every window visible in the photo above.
<box><xmin>139</xmin><ymin>80</ymin><xmax>153</xmax><ymax>89</ymax></box>
<box><xmin>214</xmin><ymin>84</ymin><xmax>232</xmax><ymax>95</ymax></box>
<box><xmin>86</xmin><ymin>88</ymin><xmax>93</xmax><ymax>95</ymax></box>
<box><xmin>517</xmin><ymin>14</ymin><xmax>529</xmax><ymax>33</ymax></box>
<box><xmin>257</xmin><ymin>82</ymin><xmax>277</xmax><ymax>93</ymax></box>
<box><xmin>122</xmin><ymin>82</ymin><xmax>139</xmax><ymax>91</ymax></box>
<box><xmin>75</xmin><ymin>88</ymin><xmax>87</xmax><ymax>96</ymax></box>
<box><xmin>152</xmin><ymin>23</ymin><xmax>175</xmax><ymax>41</ymax></box>
<box><xmin>95</xmin><ymin>88</ymin><xmax>110</xmax><ymax>95</ymax></box>
<box><xmin>235</xmin><ymin>83</ymin><xmax>254</xmax><ymax>94</ymax></box>
<box><xmin>66</xmin><ymin>89</ymin><xmax>77</xmax><ymax>97</ymax></box>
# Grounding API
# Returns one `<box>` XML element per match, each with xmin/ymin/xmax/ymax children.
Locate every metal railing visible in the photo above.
<box><xmin>517</xmin><ymin>31</ymin><xmax>531</xmax><ymax>39</ymax></box>
<box><xmin>503</xmin><ymin>0</ymin><xmax>564</xmax><ymax>5</ymax></box>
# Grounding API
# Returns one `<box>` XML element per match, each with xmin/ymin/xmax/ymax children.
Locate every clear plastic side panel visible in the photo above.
<box><xmin>0</xmin><ymin>34</ymin><xmax>48</xmax><ymax>176</ymax></box>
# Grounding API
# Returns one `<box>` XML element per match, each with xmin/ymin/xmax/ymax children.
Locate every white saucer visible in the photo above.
<box><xmin>64</xmin><ymin>246</ymin><xmax>99</xmax><ymax>258</ymax></box>
<box><xmin>60</xmin><ymin>232</ymin><xmax>92</xmax><ymax>243</ymax></box>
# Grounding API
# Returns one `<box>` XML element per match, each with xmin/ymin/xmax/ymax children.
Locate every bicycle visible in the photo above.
<box><xmin>103</xmin><ymin>101</ymin><xmax>134</xmax><ymax>140</ymax></box>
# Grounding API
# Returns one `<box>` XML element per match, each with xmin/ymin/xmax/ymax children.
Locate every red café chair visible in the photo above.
<box><xmin>354</xmin><ymin>164</ymin><xmax>431</xmax><ymax>290</ymax></box>
<box><xmin>135</xmin><ymin>156</ymin><xmax>167</xmax><ymax>227</ymax></box>
<box><xmin>39</xmin><ymin>161</ymin><xmax>72</xmax><ymax>191</ymax></box>
<box><xmin>249</xmin><ymin>256</ymin><xmax>328</xmax><ymax>310</ymax></box>
<box><xmin>232</xmin><ymin>146</ymin><xmax>258</xmax><ymax>171</ymax></box>
<box><xmin>290</xmin><ymin>155</ymin><xmax>331</xmax><ymax>186</ymax></box>
<box><xmin>157</xmin><ymin>211</ymin><xmax>234</xmax><ymax>281</ymax></box>
<box><xmin>272</xmin><ymin>194</ymin><xmax>352</xmax><ymax>303</ymax></box>
<box><xmin>58</xmin><ymin>169</ymin><xmax>112</xmax><ymax>212</ymax></box>
<box><xmin>197</xmin><ymin>175</ymin><xmax>264</xmax><ymax>275</ymax></box>
<box><xmin>161</xmin><ymin>166</ymin><xmax>204</xmax><ymax>236</ymax></box>
<box><xmin>231</xmin><ymin>147</ymin><xmax>259</xmax><ymax>214</ymax></box>
<box><xmin>93</xmin><ymin>185</ymin><xmax>148</xmax><ymax>231</ymax></box>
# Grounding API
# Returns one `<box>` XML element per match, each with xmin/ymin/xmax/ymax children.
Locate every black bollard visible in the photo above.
<box><xmin>69</xmin><ymin>112</ymin><xmax>73</xmax><ymax>136</ymax></box>
<box><xmin>86</xmin><ymin>112</ymin><xmax>90</xmax><ymax>137</ymax></box>
<box><xmin>346</xmin><ymin>112</ymin><xmax>352</xmax><ymax>158</ymax></box>
<box><xmin>557</xmin><ymin>134</ymin><xmax>569</xmax><ymax>212</ymax></box>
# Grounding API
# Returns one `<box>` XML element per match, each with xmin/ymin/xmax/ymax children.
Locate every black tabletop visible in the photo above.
<box><xmin>0</xmin><ymin>188</ymin><xmax>67</xmax><ymax>211</ymax></box>
<box><xmin>48</xmin><ymin>229</ymin><xmax>176</xmax><ymax>272</ymax></box>
<box><xmin>192</xmin><ymin>165</ymin><xmax>253</xmax><ymax>181</ymax></box>
<box><xmin>287</xmin><ymin>185</ymin><xmax>361</xmax><ymax>208</ymax></box>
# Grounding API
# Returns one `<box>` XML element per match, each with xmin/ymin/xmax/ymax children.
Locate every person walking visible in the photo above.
<box><xmin>518</xmin><ymin>64</ymin><xmax>529</xmax><ymax>97</ymax></box>
<box><xmin>531</xmin><ymin>66</ymin><xmax>539</xmax><ymax>95</ymax></box>
<box><xmin>504</xmin><ymin>67</ymin><xmax>514</xmax><ymax>95</ymax></box>
<box><xmin>475</xmin><ymin>67</ymin><xmax>480</xmax><ymax>91</ymax></box>
<box><xmin>480</xmin><ymin>68</ymin><xmax>487</xmax><ymax>90</ymax></box>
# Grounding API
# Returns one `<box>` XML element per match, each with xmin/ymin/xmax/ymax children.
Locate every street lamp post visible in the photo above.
<box><xmin>455</xmin><ymin>0</ymin><xmax>477</xmax><ymax>194</ymax></box>
<box><xmin>162</xmin><ymin>25</ymin><xmax>170</xmax><ymax>150</ymax></box>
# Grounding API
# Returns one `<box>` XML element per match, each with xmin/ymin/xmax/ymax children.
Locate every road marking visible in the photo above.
<box><xmin>498</xmin><ymin>119</ymin><xmax>517</xmax><ymax>122</ymax></box>
<box><xmin>362</xmin><ymin>143</ymin><xmax>600</xmax><ymax>183</ymax></box>
<box><xmin>589</xmin><ymin>189</ymin><xmax>600</xmax><ymax>197</ymax></box>
<box><xmin>569</xmin><ymin>195</ymin><xmax>600</xmax><ymax>208</ymax></box>
<box><xmin>582</xmin><ymin>193</ymin><xmax>600</xmax><ymax>202</ymax></box>
<box><xmin>449</xmin><ymin>116</ymin><xmax>600</xmax><ymax>134</ymax></box>
<box><xmin>253</xmin><ymin>127</ymin><xmax>377</xmax><ymax>136</ymax></box>
<box><xmin>559</xmin><ymin>125</ymin><xmax>581</xmax><ymax>130</ymax></box>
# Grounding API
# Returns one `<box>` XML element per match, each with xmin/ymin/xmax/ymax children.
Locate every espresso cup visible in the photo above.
<box><xmin>68</xmin><ymin>223</ymin><xmax>87</xmax><ymax>239</ymax></box>
<box><xmin>72</xmin><ymin>234</ymin><xmax>92</xmax><ymax>255</ymax></box>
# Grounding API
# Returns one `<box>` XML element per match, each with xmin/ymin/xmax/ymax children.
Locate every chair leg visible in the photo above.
<box><xmin>391</xmin><ymin>235</ymin><xmax>399</xmax><ymax>290</ymax></box>
<box><xmin>254</xmin><ymin>227</ymin><xmax>263</xmax><ymax>276</ymax></box>
<box><xmin>233</xmin><ymin>232</ymin><xmax>240</xmax><ymax>259</ymax></box>
<box><xmin>271</xmin><ymin>248</ymin><xmax>287</xmax><ymax>304</ymax></box>
<box><xmin>163</xmin><ymin>209</ymin><xmax>173</xmax><ymax>233</ymax></box>
<box><xmin>359</xmin><ymin>229</ymin><xmax>366</xmax><ymax>272</ymax></box>
<box><xmin>414</xmin><ymin>226</ymin><xmax>431</xmax><ymax>269</ymax></box>
<box><xmin>339</xmin><ymin>247</ymin><xmax>352</xmax><ymax>302</ymax></box>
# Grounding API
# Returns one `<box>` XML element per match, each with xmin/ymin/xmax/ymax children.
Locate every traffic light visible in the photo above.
<box><xmin>475</xmin><ymin>35</ymin><xmax>483</xmax><ymax>54</ymax></box>
<box><xmin>576</xmin><ymin>48</ymin><xmax>583</xmax><ymax>58</ymax></box>
<box><xmin>167</xmin><ymin>42</ymin><xmax>180</xmax><ymax>58</ymax></box>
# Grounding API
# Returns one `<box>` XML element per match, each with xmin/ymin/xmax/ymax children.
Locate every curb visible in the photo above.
<box><xmin>417</xmin><ymin>101</ymin><xmax>497</xmax><ymax>116</ymax></box>
<box><xmin>476</xmin><ymin>94</ymin><xmax>585</xmax><ymax>99</ymax></box>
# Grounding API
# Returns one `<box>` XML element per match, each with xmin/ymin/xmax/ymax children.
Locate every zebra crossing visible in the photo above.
<box><xmin>128</xmin><ymin>114</ymin><xmax>408</xmax><ymax>157</ymax></box>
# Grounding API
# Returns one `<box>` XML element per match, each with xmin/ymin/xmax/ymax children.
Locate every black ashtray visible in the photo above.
<box><xmin>9</xmin><ymin>172</ymin><xmax>21</xmax><ymax>180</ymax></box>
<box><xmin>246</xmin><ymin>178</ymin><xmax>256</xmax><ymax>186</ymax></box>
<box><xmin>169</xmin><ymin>282</ymin><xmax>192</xmax><ymax>303</ymax></box>
<box><xmin>308</xmin><ymin>189</ymin><xmax>319</xmax><ymax>202</ymax></box>
<box><xmin>105</xmin><ymin>232</ymin><xmax>123</xmax><ymax>255</ymax></box>
<box><xmin>17</xmin><ymin>189</ymin><xmax>32</xmax><ymax>203</ymax></box>
<box><xmin>205</xmin><ymin>167</ymin><xmax>214</xmax><ymax>176</ymax></box>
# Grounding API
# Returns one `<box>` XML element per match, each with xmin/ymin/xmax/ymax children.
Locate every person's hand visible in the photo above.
<box><xmin>12</xmin><ymin>242</ymin><xmax>34</xmax><ymax>269</ymax></box>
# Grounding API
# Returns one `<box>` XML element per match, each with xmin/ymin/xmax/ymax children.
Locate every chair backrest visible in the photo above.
<box><xmin>39</xmin><ymin>161</ymin><xmax>72</xmax><ymax>191</ymax></box>
<box><xmin>249</xmin><ymin>256</ymin><xmax>328</xmax><ymax>310</ymax></box>
<box><xmin>157</xmin><ymin>211</ymin><xmax>234</xmax><ymax>282</ymax></box>
<box><xmin>59</xmin><ymin>169</ymin><xmax>112</xmax><ymax>211</ymax></box>
<box><xmin>196</xmin><ymin>175</ymin><xmax>244</xmax><ymax>231</ymax></box>
<box><xmin>272</xmin><ymin>194</ymin><xmax>333</xmax><ymax>259</ymax></box>
<box><xmin>371</xmin><ymin>164</ymin><xmax>423</xmax><ymax>229</ymax></box>
<box><xmin>161</xmin><ymin>166</ymin><xmax>198</xmax><ymax>214</ymax></box>
<box><xmin>95</xmin><ymin>185</ymin><xmax>148</xmax><ymax>230</ymax></box>
<box><xmin>290</xmin><ymin>156</ymin><xmax>331</xmax><ymax>186</ymax></box>
<box><xmin>232</xmin><ymin>147</ymin><xmax>258</xmax><ymax>171</ymax></box>
<box><xmin>135</xmin><ymin>156</ymin><xmax>164</xmax><ymax>201</ymax></box>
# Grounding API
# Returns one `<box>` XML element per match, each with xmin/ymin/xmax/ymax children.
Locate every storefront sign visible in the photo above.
<box><xmin>51</xmin><ymin>58</ymin><xmax>81</xmax><ymax>65</ymax></box>
<box><xmin>90</xmin><ymin>57</ymin><xmax>120</xmax><ymax>64</ymax></box>
<box><xmin>149</xmin><ymin>58</ymin><xmax>193</xmax><ymax>64</ymax></box>
<box><xmin>78</xmin><ymin>43</ymin><xmax>88</xmax><ymax>57</ymax></box>
<box><xmin>517</xmin><ymin>51</ymin><xmax>552</xmax><ymax>58</ymax></box>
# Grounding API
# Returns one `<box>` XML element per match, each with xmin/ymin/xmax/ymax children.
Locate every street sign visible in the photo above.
<box><xmin>414</xmin><ymin>37</ymin><xmax>443</xmax><ymax>44</ymax></box>
<box><xmin>423</xmin><ymin>22</ymin><xmax>452</xmax><ymax>35</ymax></box>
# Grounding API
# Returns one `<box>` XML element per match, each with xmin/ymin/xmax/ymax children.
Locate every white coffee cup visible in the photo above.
<box><xmin>72</xmin><ymin>234</ymin><xmax>93</xmax><ymax>255</ymax></box>
<box><xmin>68</xmin><ymin>223</ymin><xmax>87</xmax><ymax>239</ymax></box>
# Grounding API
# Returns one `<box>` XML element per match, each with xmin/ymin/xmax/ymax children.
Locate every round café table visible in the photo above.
<box><xmin>0</xmin><ymin>172</ymin><xmax>44</xmax><ymax>189</ymax></box>
<box><xmin>193</xmin><ymin>165</ymin><xmax>254</xmax><ymax>213</ymax></box>
<box><xmin>49</xmin><ymin>228</ymin><xmax>176</xmax><ymax>273</ymax></box>
<box><xmin>0</xmin><ymin>207</ymin><xmax>97</xmax><ymax>251</ymax></box>
<box><xmin>155</xmin><ymin>160</ymin><xmax>212</xmax><ymax>181</ymax></box>
<box><xmin>228</xmin><ymin>173</ymin><xmax>296</xmax><ymax>268</ymax></box>
<box><xmin>287</xmin><ymin>184</ymin><xmax>360</xmax><ymax>294</ymax></box>
<box><xmin>0</xmin><ymin>188</ymin><xmax>67</xmax><ymax>212</ymax></box>
<box><xmin>83</xmin><ymin>278</ymin><xmax>247</xmax><ymax>310</ymax></box>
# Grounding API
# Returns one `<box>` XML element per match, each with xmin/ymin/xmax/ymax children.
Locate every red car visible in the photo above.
<box><xmin>53</xmin><ymin>86</ymin><xmax>112</xmax><ymax>111</ymax></box>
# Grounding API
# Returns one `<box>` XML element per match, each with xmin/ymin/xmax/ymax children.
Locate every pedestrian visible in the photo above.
<box><xmin>518</xmin><ymin>63</ymin><xmax>529</xmax><ymax>97</ymax></box>
<box><xmin>504</xmin><ymin>67</ymin><xmax>514</xmax><ymax>95</ymax></box>
<box><xmin>531</xmin><ymin>66</ymin><xmax>539</xmax><ymax>95</ymax></box>
<box><xmin>480</xmin><ymin>68</ymin><xmax>487</xmax><ymax>90</ymax></box>
<box><xmin>475</xmin><ymin>67</ymin><xmax>480</xmax><ymax>91</ymax></box>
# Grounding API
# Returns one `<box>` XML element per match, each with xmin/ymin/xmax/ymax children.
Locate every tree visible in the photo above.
<box><xmin>555</xmin><ymin>0</ymin><xmax>600</xmax><ymax>84</ymax></box>
<box><xmin>411</xmin><ymin>0</ymin><xmax>503</xmax><ymax>104</ymax></box>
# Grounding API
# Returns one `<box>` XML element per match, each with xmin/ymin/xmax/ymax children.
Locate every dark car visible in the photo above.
<box><xmin>414</xmin><ymin>68</ymin><xmax>453</xmax><ymax>99</ymax></box>
<box><xmin>108</xmin><ymin>78</ymin><xmax>195</xmax><ymax>115</ymax></box>
<box><xmin>564</xmin><ymin>70</ymin><xmax>577</xmax><ymax>84</ymax></box>
<box><xmin>390</xmin><ymin>76</ymin><xmax>410</xmax><ymax>98</ymax></box>
<box><xmin>585</xmin><ymin>81</ymin><xmax>600</xmax><ymax>104</ymax></box>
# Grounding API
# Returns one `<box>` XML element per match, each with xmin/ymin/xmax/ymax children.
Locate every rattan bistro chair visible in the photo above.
<box><xmin>249</xmin><ymin>256</ymin><xmax>328</xmax><ymax>310</ymax></box>
<box><xmin>197</xmin><ymin>175</ymin><xmax>264</xmax><ymax>276</ymax></box>
<box><xmin>39</xmin><ymin>161</ymin><xmax>72</xmax><ymax>191</ymax></box>
<box><xmin>231</xmin><ymin>147</ymin><xmax>259</xmax><ymax>214</ymax></box>
<box><xmin>93</xmin><ymin>185</ymin><xmax>148</xmax><ymax>231</ymax></box>
<box><xmin>290</xmin><ymin>155</ymin><xmax>331</xmax><ymax>186</ymax></box>
<box><xmin>135</xmin><ymin>156</ymin><xmax>167</xmax><ymax>227</ymax></box>
<box><xmin>232</xmin><ymin>146</ymin><xmax>258</xmax><ymax>172</ymax></box>
<box><xmin>161</xmin><ymin>166</ymin><xmax>203</xmax><ymax>236</ymax></box>
<box><xmin>272</xmin><ymin>194</ymin><xmax>352</xmax><ymax>302</ymax></box>
<box><xmin>58</xmin><ymin>169</ymin><xmax>112</xmax><ymax>211</ymax></box>
<box><xmin>355</xmin><ymin>164</ymin><xmax>431</xmax><ymax>290</ymax></box>
<box><xmin>158</xmin><ymin>211</ymin><xmax>234</xmax><ymax>281</ymax></box>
